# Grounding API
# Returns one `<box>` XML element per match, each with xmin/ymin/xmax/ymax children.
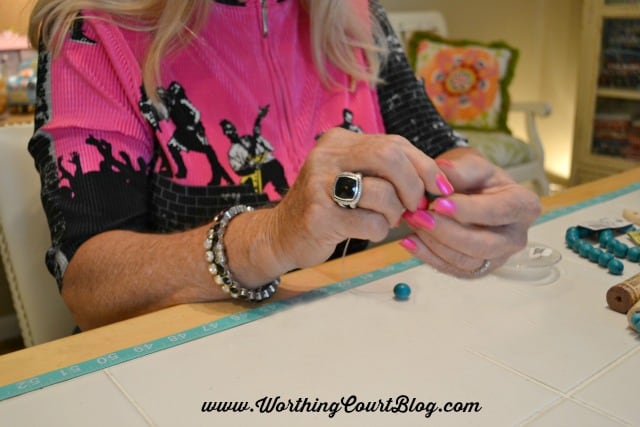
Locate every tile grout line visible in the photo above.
<box><xmin>563</xmin><ymin>344</ymin><xmax>640</xmax><ymax>396</ymax></box>
<box><xmin>566</xmin><ymin>398</ymin><xmax>633</xmax><ymax>426</ymax></box>
<box><xmin>469</xmin><ymin>349</ymin><xmax>568</xmax><ymax>396</ymax></box>
<box><xmin>470</xmin><ymin>348</ymin><xmax>636</xmax><ymax>426</ymax></box>
<box><xmin>467</xmin><ymin>352</ymin><xmax>579</xmax><ymax>427</ymax></box>
<box><xmin>516</xmin><ymin>398</ymin><xmax>631</xmax><ymax>427</ymax></box>
<box><xmin>104</xmin><ymin>369</ymin><xmax>157</xmax><ymax>427</ymax></box>
<box><xmin>514</xmin><ymin>398</ymin><xmax>567</xmax><ymax>427</ymax></box>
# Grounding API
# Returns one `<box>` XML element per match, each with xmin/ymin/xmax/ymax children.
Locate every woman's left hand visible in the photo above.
<box><xmin>401</xmin><ymin>147</ymin><xmax>542</xmax><ymax>278</ymax></box>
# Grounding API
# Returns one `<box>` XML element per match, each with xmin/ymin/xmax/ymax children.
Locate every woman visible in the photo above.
<box><xmin>27</xmin><ymin>0</ymin><xmax>540</xmax><ymax>330</ymax></box>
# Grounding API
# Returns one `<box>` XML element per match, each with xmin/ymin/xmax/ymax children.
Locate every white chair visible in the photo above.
<box><xmin>387</xmin><ymin>11</ymin><xmax>551</xmax><ymax>195</ymax></box>
<box><xmin>387</xmin><ymin>11</ymin><xmax>449</xmax><ymax>46</ymax></box>
<box><xmin>0</xmin><ymin>123</ymin><xmax>75</xmax><ymax>346</ymax></box>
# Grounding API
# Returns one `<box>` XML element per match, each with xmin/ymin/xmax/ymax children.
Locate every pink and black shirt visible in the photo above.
<box><xmin>29</xmin><ymin>0</ymin><xmax>462</xmax><ymax>285</ymax></box>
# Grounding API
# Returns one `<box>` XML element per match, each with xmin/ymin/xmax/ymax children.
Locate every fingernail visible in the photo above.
<box><xmin>436</xmin><ymin>173</ymin><xmax>454</xmax><ymax>196</ymax></box>
<box><xmin>399</xmin><ymin>237</ymin><xmax>418</xmax><ymax>252</ymax></box>
<box><xmin>405</xmin><ymin>211</ymin><xmax>436</xmax><ymax>230</ymax></box>
<box><xmin>435</xmin><ymin>158</ymin><xmax>455</xmax><ymax>168</ymax></box>
<box><xmin>402</xmin><ymin>210</ymin><xmax>419</xmax><ymax>228</ymax></box>
<box><xmin>417</xmin><ymin>195</ymin><xmax>429</xmax><ymax>210</ymax></box>
<box><xmin>432</xmin><ymin>198</ymin><xmax>456</xmax><ymax>216</ymax></box>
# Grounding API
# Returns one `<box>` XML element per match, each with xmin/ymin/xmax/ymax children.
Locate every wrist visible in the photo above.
<box><xmin>222</xmin><ymin>206</ymin><xmax>294</xmax><ymax>286</ymax></box>
<box><xmin>205</xmin><ymin>205</ymin><xmax>282</xmax><ymax>301</ymax></box>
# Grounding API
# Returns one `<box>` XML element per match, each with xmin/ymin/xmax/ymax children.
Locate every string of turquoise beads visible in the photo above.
<box><xmin>565</xmin><ymin>226</ymin><xmax>639</xmax><ymax>275</ymax></box>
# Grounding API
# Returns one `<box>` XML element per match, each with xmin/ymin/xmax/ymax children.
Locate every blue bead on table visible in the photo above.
<box><xmin>393</xmin><ymin>283</ymin><xmax>411</xmax><ymax>301</ymax></box>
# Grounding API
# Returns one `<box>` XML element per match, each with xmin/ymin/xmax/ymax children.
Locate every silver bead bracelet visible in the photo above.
<box><xmin>204</xmin><ymin>205</ymin><xmax>279</xmax><ymax>301</ymax></box>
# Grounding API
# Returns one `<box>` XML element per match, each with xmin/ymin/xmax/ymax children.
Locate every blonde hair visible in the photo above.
<box><xmin>28</xmin><ymin>0</ymin><xmax>386</xmax><ymax>102</ymax></box>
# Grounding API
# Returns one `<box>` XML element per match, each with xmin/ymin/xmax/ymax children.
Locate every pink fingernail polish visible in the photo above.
<box><xmin>413</xmin><ymin>210</ymin><xmax>436</xmax><ymax>230</ymax></box>
<box><xmin>432</xmin><ymin>198</ymin><xmax>456</xmax><ymax>216</ymax></box>
<box><xmin>402</xmin><ymin>210</ymin><xmax>435</xmax><ymax>230</ymax></box>
<box><xmin>417</xmin><ymin>195</ymin><xmax>428</xmax><ymax>210</ymax></box>
<box><xmin>435</xmin><ymin>158</ymin><xmax>455</xmax><ymax>168</ymax></box>
<box><xmin>402</xmin><ymin>210</ymin><xmax>418</xmax><ymax>228</ymax></box>
<box><xmin>436</xmin><ymin>173</ymin><xmax>454</xmax><ymax>196</ymax></box>
<box><xmin>399</xmin><ymin>237</ymin><xmax>417</xmax><ymax>252</ymax></box>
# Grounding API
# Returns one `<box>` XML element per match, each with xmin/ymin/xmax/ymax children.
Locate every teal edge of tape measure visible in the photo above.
<box><xmin>1</xmin><ymin>258</ymin><xmax>423</xmax><ymax>402</ymax></box>
<box><xmin>2</xmin><ymin>181</ymin><xmax>640</xmax><ymax>402</ymax></box>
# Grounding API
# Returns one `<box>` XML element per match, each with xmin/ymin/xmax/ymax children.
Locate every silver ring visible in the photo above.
<box><xmin>332</xmin><ymin>172</ymin><xmax>363</xmax><ymax>209</ymax></box>
<box><xmin>470</xmin><ymin>259</ymin><xmax>491</xmax><ymax>276</ymax></box>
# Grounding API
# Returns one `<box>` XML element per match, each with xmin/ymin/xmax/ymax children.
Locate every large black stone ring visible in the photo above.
<box><xmin>332</xmin><ymin>172</ymin><xmax>363</xmax><ymax>209</ymax></box>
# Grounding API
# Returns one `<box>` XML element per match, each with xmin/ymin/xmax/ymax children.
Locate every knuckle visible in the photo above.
<box><xmin>514</xmin><ymin>189</ymin><xmax>543</xmax><ymax>222</ymax></box>
<box><xmin>527</xmin><ymin>196</ymin><xmax>543</xmax><ymax>220</ymax></box>
<box><xmin>320</xmin><ymin>127</ymin><xmax>345</xmax><ymax>140</ymax></box>
<box><xmin>368</xmin><ymin>179</ymin><xmax>397</xmax><ymax>207</ymax></box>
<box><xmin>385</xmin><ymin>133</ymin><xmax>410</xmax><ymax>146</ymax></box>
<box><xmin>475</xmin><ymin>246</ymin><xmax>494</xmax><ymax>260</ymax></box>
<box><xmin>377</xmin><ymin>144</ymin><xmax>406</xmax><ymax>167</ymax></box>
<box><xmin>370</xmin><ymin>227</ymin><xmax>390</xmax><ymax>243</ymax></box>
<box><xmin>366</xmin><ymin>215</ymin><xmax>391</xmax><ymax>243</ymax></box>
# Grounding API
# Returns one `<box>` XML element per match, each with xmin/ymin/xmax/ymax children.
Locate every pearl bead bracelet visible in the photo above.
<box><xmin>204</xmin><ymin>205</ymin><xmax>279</xmax><ymax>301</ymax></box>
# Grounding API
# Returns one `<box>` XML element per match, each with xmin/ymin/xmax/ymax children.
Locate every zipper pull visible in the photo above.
<box><xmin>261</xmin><ymin>0</ymin><xmax>268</xmax><ymax>37</ymax></box>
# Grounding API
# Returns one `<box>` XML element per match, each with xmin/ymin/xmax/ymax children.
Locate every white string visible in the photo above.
<box><xmin>340</xmin><ymin>237</ymin><xmax>352</xmax><ymax>284</ymax></box>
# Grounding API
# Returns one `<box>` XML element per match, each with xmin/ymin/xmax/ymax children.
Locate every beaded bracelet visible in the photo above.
<box><xmin>565</xmin><ymin>225</ymin><xmax>639</xmax><ymax>275</ymax></box>
<box><xmin>204</xmin><ymin>205</ymin><xmax>279</xmax><ymax>301</ymax></box>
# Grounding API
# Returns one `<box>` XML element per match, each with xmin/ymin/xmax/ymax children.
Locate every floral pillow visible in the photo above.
<box><xmin>408</xmin><ymin>32</ymin><xmax>519</xmax><ymax>133</ymax></box>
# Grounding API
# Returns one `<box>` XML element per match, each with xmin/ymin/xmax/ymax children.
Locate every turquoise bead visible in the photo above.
<box><xmin>566</xmin><ymin>234</ymin><xmax>579</xmax><ymax>247</ymax></box>
<box><xmin>565</xmin><ymin>226</ymin><xmax>579</xmax><ymax>239</ymax></box>
<box><xmin>577</xmin><ymin>227</ymin><xmax>591</xmax><ymax>238</ymax></box>
<box><xmin>588</xmin><ymin>247</ymin><xmax>603</xmax><ymax>263</ymax></box>
<box><xmin>627</xmin><ymin>246</ymin><xmax>640</xmax><ymax>262</ymax></box>
<box><xmin>598</xmin><ymin>252</ymin><xmax>614</xmax><ymax>267</ymax></box>
<box><xmin>393</xmin><ymin>283</ymin><xmax>411</xmax><ymax>301</ymax></box>
<box><xmin>572</xmin><ymin>239</ymin><xmax>583</xmax><ymax>252</ymax></box>
<box><xmin>599</xmin><ymin>229</ymin><xmax>614</xmax><ymax>247</ymax></box>
<box><xmin>578</xmin><ymin>241</ymin><xmax>592</xmax><ymax>258</ymax></box>
<box><xmin>606</xmin><ymin>239</ymin><xmax>618</xmax><ymax>253</ymax></box>
<box><xmin>565</xmin><ymin>227</ymin><xmax>580</xmax><ymax>246</ymax></box>
<box><xmin>613</xmin><ymin>241</ymin><xmax>628</xmax><ymax>258</ymax></box>
<box><xmin>607</xmin><ymin>258</ymin><xmax>624</xmax><ymax>275</ymax></box>
<box><xmin>631</xmin><ymin>313</ymin><xmax>640</xmax><ymax>333</ymax></box>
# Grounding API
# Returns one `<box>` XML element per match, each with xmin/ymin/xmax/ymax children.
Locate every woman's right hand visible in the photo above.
<box><xmin>61</xmin><ymin>128</ymin><xmax>452</xmax><ymax>329</ymax></box>
<box><xmin>264</xmin><ymin>127</ymin><xmax>452</xmax><ymax>271</ymax></box>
